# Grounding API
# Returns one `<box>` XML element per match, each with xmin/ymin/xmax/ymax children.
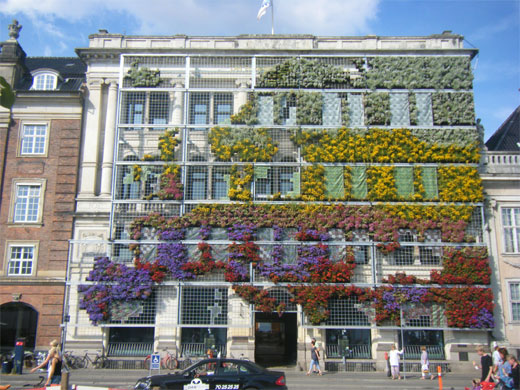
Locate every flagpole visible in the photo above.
<box><xmin>271</xmin><ymin>0</ymin><xmax>275</xmax><ymax>35</ymax></box>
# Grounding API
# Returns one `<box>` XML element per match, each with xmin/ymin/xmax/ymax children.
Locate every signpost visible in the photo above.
<box><xmin>150</xmin><ymin>353</ymin><xmax>161</xmax><ymax>373</ymax></box>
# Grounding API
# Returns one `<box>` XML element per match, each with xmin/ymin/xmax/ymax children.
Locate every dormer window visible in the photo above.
<box><xmin>31</xmin><ymin>71</ymin><xmax>59</xmax><ymax>91</ymax></box>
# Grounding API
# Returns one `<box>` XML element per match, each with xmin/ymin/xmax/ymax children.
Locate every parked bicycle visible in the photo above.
<box><xmin>73</xmin><ymin>350</ymin><xmax>108</xmax><ymax>369</ymax></box>
<box><xmin>144</xmin><ymin>348</ymin><xmax>178</xmax><ymax>370</ymax></box>
<box><xmin>62</xmin><ymin>351</ymin><xmax>81</xmax><ymax>370</ymax></box>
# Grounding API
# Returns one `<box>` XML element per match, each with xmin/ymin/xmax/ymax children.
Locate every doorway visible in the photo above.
<box><xmin>0</xmin><ymin>302</ymin><xmax>38</xmax><ymax>353</ymax></box>
<box><xmin>254</xmin><ymin>312</ymin><xmax>297</xmax><ymax>367</ymax></box>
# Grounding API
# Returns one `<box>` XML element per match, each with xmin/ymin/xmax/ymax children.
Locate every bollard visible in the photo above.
<box><xmin>61</xmin><ymin>371</ymin><xmax>69</xmax><ymax>390</ymax></box>
<box><xmin>437</xmin><ymin>365</ymin><xmax>443</xmax><ymax>390</ymax></box>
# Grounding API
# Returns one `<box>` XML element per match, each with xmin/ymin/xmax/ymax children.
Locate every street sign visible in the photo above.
<box><xmin>150</xmin><ymin>354</ymin><xmax>161</xmax><ymax>370</ymax></box>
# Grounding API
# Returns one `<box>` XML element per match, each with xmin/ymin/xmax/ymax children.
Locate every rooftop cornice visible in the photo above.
<box><xmin>76</xmin><ymin>32</ymin><xmax>478</xmax><ymax>60</ymax></box>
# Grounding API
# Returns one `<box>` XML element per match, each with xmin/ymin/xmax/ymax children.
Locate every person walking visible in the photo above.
<box><xmin>420</xmin><ymin>346</ymin><xmax>434</xmax><ymax>380</ymax></box>
<box><xmin>474</xmin><ymin>345</ymin><xmax>494</xmax><ymax>383</ymax></box>
<box><xmin>495</xmin><ymin>348</ymin><xmax>514</xmax><ymax>390</ymax></box>
<box><xmin>306</xmin><ymin>338</ymin><xmax>322</xmax><ymax>376</ymax></box>
<box><xmin>388</xmin><ymin>344</ymin><xmax>403</xmax><ymax>380</ymax></box>
<box><xmin>492</xmin><ymin>342</ymin><xmax>503</xmax><ymax>373</ymax></box>
<box><xmin>30</xmin><ymin>339</ymin><xmax>62</xmax><ymax>386</ymax></box>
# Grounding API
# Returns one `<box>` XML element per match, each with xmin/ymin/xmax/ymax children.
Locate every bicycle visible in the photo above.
<box><xmin>144</xmin><ymin>348</ymin><xmax>178</xmax><ymax>370</ymax></box>
<box><xmin>76</xmin><ymin>350</ymin><xmax>108</xmax><ymax>369</ymax></box>
<box><xmin>63</xmin><ymin>351</ymin><xmax>82</xmax><ymax>370</ymax></box>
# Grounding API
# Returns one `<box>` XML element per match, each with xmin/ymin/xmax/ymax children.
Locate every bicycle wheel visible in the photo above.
<box><xmin>164</xmin><ymin>356</ymin><xmax>178</xmax><ymax>370</ymax></box>
<box><xmin>75</xmin><ymin>356</ymin><xmax>88</xmax><ymax>368</ymax></box>
<box><xmin>93</xmin><ymin>356</ymin><xmax>108</xmax><ymax>369</ymax></box>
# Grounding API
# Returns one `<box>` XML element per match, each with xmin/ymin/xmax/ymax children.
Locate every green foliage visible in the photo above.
<box><xmin>126</xmin><ymin>61</ymin><xmax>161</xmax><ymax>87</ymax></box>
<box><xmin>0</xmin><ymin>76</ymin><xmax>15</xmax><ymax>109</ymax></box>
<box><xmin>364</xmin><ymin>57</ymin><xmax>473</xmax><ymax>90</ymax></box>
<box><xmin>432</xmin><ymin>92</ymin><xmax>475</xmax><ymax>125</ymax></box>
<box><xmin>408</xmin><ymin>93</ymin><xmax>417</xmax><ymax>126</ymax></box>
<box><xmin>230</xmin><ymin>95</ymin><xmax>259</xmax><ymax>125</ymax></box>
<box><xmin>340</xmin><ymin>95</ymin><xmax>350</xmax><ymax>126</ymax></box>
<box><xmin>272</xmin><ymin>91</ymin><xmax>323</xmax><ymax>125</ymax></box>
<box><xmin>364</xmin><ymin>92</ymin><xmax>391</xmax><ymax>125</ymax></box>
<box><xmin>257</xmin><ymin>58</ymin><xmax>350</xmax><ymax>89</ymax></box>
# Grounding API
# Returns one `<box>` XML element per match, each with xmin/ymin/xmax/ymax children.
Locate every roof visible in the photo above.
<box><xmin>485</xmin><ymin>105</ymin><xmax>520</xmax><ymax>152</ymax></box>
<box><xmin>16</xmin><ymin>57</ymin><xmax>86</xmax><ymax>91</ymax></box>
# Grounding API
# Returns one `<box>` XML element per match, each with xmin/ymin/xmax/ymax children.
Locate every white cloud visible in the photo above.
<box><xmin>0</xmin><ymin>0</ymin><xmax>380</xmax><ymax>37</ymax></box>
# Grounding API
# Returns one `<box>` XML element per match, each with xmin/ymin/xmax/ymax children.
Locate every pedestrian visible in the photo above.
<box><xmin>493</xmin><ymin>342</ymin><xmax>503</xmax><ymax>373</ymax></box>
<box><xmin>495</xmin><ymin>348</ymin><xmax>513</xmax><ymax>390</ymax></box>
<box><xmin>420</xmin><ymin>346</ymin><xmax>434</xmax><ymax>380</ymax></box>
<box><xmin>508</xmin><ymin>355</ymin><xmax>519</xmax><ymax>390</ymax></box>
<box><xmin>474</xmin><ymin>345</ymin><xmax>494</xmax><ymax>383</ymax></box>
<box><xmin>30</xmin><ymin>339</ymin><xmax>62</xmax><ymax>386</ymax></box>
<box><xmin>388</xmin><ymin>344</ymin><xmax>403</xmax><ymax>380</ymax></box>
<box><xmin>306</xmin><ymin>338</ymin><xmax>322</xmax><ymax>376</ymax></box>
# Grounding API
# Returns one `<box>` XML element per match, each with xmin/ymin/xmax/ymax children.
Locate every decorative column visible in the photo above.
<box><xmin>78</xmin><ymin>80</ymin><xmax>103</xmax><ymax>197</ymax></box>
<box><xmin>234</xmin><ymin>80</ymin><xmax>249</xmax><ymax>114</ymax></box>
<box><xmin>171</xmin><ymin>82</ymin><xmax>184</xmax><ymax>125</ymax></box>
<box><xmin>100</xmin><ymin>81</ymin><xmax>118</xmax><ymax>196</ymax></box>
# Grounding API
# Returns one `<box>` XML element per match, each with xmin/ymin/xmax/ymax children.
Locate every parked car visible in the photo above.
<box><xmin>135</xmin><ymin>358</ymin><xmax>287</xmax><ymax>390</ymax></box>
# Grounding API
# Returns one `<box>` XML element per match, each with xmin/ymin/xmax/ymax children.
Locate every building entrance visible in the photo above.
<box><xmin>254</xmin><ymin>312</ymin><xmax>297</xmax><ymax>367</ymax></box>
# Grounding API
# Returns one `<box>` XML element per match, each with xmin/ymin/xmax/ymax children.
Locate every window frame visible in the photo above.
<box><xmin>18</xmin><ymin>122</ymin><xmax>50</xmax><ymax>157</ymax></box>
<box><xmin>30</xmin><ymin>70</ymin><xmax>59</xmax><ymax>91</ymax></box>
<box><xmin>507</xmin><ymin>280</ymin><xmax>520</xmax><ymax>323</ymax></box>
<box><xmin>501</xmin><ymin>207</ymin><xmax>520</xmax><ymax>254</ymax></box>
<box><xmin>9</xmin><ymin>179</ymin><xmax>46</xmax><ymax>225</ymax></box>
<box><xmin>4</xmin><ymin>241</ymin><xmax>39</xmax><ymax>277</ymax></box>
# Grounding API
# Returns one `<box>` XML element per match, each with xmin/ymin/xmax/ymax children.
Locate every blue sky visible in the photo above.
<box><xmin>1</xmin><ymin>0</ymin><xmax>518</xmax><ymax>141</ymax></box>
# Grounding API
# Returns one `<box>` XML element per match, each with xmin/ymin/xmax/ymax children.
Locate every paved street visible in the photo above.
<box><xmin>1</xmin><ymin>367</ymin><xmax>478</xmax><ymax>390</ymax></box>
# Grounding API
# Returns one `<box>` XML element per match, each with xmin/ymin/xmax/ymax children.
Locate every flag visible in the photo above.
<box><xmin>257</xmin><ymin>0</ymin><xmax>271</xmax><ymax>20</ymax></box>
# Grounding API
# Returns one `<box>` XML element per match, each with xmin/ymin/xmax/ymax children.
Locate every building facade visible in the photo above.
<box><xmin>66</xmin><ymin>31</ymin><xmax>490</xmax><ymax>370</ymax></box>
<box><xmin>0</xmin><ymin>25</ymin><xmax>86</xmax><ymax>352</ymax></box>
<box><xmin>481</xmin><ymin>106</ymin><xmax>520</xmax><ymax>355</ymax></box>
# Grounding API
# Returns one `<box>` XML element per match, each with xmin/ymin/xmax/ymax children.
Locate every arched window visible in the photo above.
<box><xmin>31</xmin><ymin>71</ymin><xmax>59</xmax><ymax>91</ymax></box>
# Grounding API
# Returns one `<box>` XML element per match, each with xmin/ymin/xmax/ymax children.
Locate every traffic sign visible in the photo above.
<box><xmin>150</xmin><ymin>354</ymin><xmax>161</xmax><ymax>370</ymax></box>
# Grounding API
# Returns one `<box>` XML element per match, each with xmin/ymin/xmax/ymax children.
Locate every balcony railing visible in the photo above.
<box><xmin>403</xmin><ymin>344</ymin><xmax>445</xmax><ymax>360</ymax></box>
<box><xmin>181</xmin><ymin>343</ymin><xmax>226</xmax><ymax>358</ymax></box>
<box><xmin>107</xmin><ymin>342</ymin><xmax>154</xmax><ymax>357</ymax></box>
<box><xmin>325</xmin><ymin>344</ymin><xmax>371</xmax><ymax>359</ymax></box>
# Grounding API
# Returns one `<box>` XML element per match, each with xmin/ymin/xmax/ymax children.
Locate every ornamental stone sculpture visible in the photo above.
<box><xmin>8</xmin><ymin>20</ymin><xmax>22</xmax><ymax>41</ymax></box>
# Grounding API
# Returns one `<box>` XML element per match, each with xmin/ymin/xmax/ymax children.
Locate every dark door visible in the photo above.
<box><xmin>254</xmin><ymin>312</ymin><xmax>297</xmax><ymax>366</ymax></box>
<box><xmin>0</xmin><ymin>302</ymin><xmax>38</xmax><ymax>353</ymax></box>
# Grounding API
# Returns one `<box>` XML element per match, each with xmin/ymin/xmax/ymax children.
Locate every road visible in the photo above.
<box><xmin>1</xmin><ymin>367</ymin><xmax>477</xmax><ymax>389</ymax></box>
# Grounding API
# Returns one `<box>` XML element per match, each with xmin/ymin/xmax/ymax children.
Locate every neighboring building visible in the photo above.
<box><xmin>66</xmin><ymin>31</ymin><xmax>490</xmax><ymax>370</ymax></box>
<box><xmin>0</xmin><ymin>23</ymin><xmax>86</xmax><ymax>352</ymax></box>
<box><xmin>481</xmin><ymin>106</ymin><xmax>520</xmax><ymax>356</ymax></box>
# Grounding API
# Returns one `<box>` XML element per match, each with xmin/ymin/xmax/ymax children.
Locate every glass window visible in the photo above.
<box><xmin>14</xmin><ymin>184</ymin><xmax>41</xmax><ymax>223</ymax></box>
<box><xmin>121</xmin><ymin>92</ymin><xmax>145</xmax><ymax>125</ymax></box>
<box><xmin>8</xmin><ymin>246</ymin><xmax>35</xmax><ymax>276</ymax></box>
<box><xmin>212</xmin><ymin>168</ymin><xmax>229</xmax><ymax>200</ymax></box>
<box><xmin>149</xmin><ymin>92</ymin><xmax>169</xmax><ymax>128</ymax></box>
<box><xmin>510</xmin><ymin>282</ymin><xmax>520</xmax><ymax>322</ymax></box>
<box><xmin>21</xmin><ymin>125</ymin><xmax>47</xmax><ymax>155</ymax></box>
<box><xmin>502</xmin><ymin>208</ymin><xmax>520</xmax><ymax>253</ymax></box>
<box><xmin>32</xmin><ymin>73</ymin><xmax>57</xmax><ymax>90</ymax></box>
<box><xmin>189</xmin><ymin>93</ymin><xmax>233</xmax><ymax>128</ymax></box>
<box><xmin>187</xmin><ymin>166</ymin><xmax>207</xmax><ymax>200</ymax></box>
<box><xmin>214</xmin><ymin>94</ymin><xmax>233</xmax><ymax>124</ymax></box>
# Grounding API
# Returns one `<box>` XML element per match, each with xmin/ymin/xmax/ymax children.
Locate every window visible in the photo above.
<box><xmin>31</xmin><ymin>72</ymin><xmax>57</xmax><ymax>91</ymax></box>
<box><xmin>189</xmin><ymin>93</ymin><xmax>233</xmax><ymax>129</ymax></box>
<box><xmin>13</xmin><ymin>183</ymin><xmax>42</xmax><ymax>223</ymax></box>
<box><xmin>121</xmin><ymin>92</ymin><xmax>145</xmax><ymax>126</ymax></box>
<box><xmin>7</xmin><ymin>244</ymin><xmax>36</xmax><ymax>276</ymax></box>
<box><xmin>211</xmin><ymin>167</ymin><xmax>229</xmax><ymax>200</ymax></box>
<box><xmin>510</xmin><ymin>282</ymin><xmax>520</xmax><ymax>322</ymax></box>
<box><xmin>502</xmin><ymin>208</ymin><xmax>520</xmax><ymax>253</ymax></box>
<box><xmin>20</xmin><ymin>124</ymin><xmax>47</xmax><ymax>155</ymax></box>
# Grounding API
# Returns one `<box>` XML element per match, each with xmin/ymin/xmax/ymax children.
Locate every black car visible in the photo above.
<box><xmin>135</xmin><ymin>358</ymin><xmax>287</xmax><ymax>390</ymax></box>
